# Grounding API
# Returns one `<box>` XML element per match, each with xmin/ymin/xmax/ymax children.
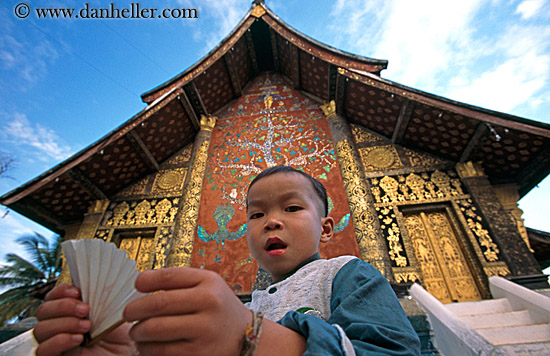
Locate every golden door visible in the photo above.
<box><xmin>118</xmin><ymin>233</ymin><xmax>155</xmax><ymax>271</ymax></box>
<box><xmin>404</xmin><ymin>210</ymin><xmax>481</xmax><ymax>303</ymax></box>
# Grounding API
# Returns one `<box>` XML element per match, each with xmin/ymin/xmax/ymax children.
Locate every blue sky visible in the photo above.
<box><xmin>0</xmin><ymin>0</ymin><xmax>549</xmax><ymax>265</ymax></box>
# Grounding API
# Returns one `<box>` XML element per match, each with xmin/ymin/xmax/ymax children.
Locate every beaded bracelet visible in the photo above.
<box><xmin>240</xmin><ymin>311</ymin><xmax>264</xmax><ymax>356</ymax></box>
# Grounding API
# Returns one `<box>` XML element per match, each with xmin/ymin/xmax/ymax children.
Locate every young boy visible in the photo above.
<box><xmin>34</xmin><ymin>166</ymin><xmax>420</xmax><ymax>356</ymax></box>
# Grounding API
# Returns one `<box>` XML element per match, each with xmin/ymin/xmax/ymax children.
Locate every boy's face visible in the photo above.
<box><xmin>246</xmin><ymin>172</ymin><xmax>334</xmax><ymax>283</ymax></box>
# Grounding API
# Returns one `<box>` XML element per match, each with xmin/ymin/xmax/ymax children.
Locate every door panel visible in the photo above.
<box><xmin>404</xmin><ymin>211</ymin><xmax>481</xmax><ymax>303</ymax></box>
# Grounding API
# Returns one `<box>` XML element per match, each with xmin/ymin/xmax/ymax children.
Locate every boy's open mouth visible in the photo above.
<box><xmin>265</xmin><ymin>238</ymin><xmax>287</xmax><ymax>255</ymax></box>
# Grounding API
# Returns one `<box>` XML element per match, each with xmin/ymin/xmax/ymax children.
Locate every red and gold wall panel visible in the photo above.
<box><xmin>190</xmin><ymin>73</ymin><xmax>360</xmax><ymax>294</ymax></box>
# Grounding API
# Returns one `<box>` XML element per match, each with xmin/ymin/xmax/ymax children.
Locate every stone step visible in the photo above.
<box><xmin>460</xmin><ymin>309</ymin><xmax>534</xmax><ymax>329</ymax></box>
<box><xmin>498</xmin><ymin>341</ymin><xmax>550</xmax><ymax>355</ymax></box>
<box><xmin>476</xmin><ymin>323</ymin><xmax>550</xmax><ymax>345</ymax></box>
<box><xmin>444</xmin><ymin>298</ymin><xmax>513</xmax><ymax>316</ymax></box>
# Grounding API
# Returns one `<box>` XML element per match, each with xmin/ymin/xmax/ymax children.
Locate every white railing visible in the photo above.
<box><xmin>410</xmin><ymin>283</ymin><xmax>507</xmax><ymax>356</ymax></box>
<box><xmin>0</xmin><ymin>329</ymin><xmax>37</xmax><ymax>355</ymax></box>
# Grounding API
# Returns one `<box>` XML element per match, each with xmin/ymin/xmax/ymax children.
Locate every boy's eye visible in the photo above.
<box><xmin>285</xmin><ymin>206</ymin><xmax>302</xmax><ymax>212</ymax></box>
<box><xmin>249</xmin><ymin>212</ymin><xmax>264</xmax><ymax>219</ymax></box>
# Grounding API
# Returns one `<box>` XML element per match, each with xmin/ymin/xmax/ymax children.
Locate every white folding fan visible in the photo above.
<box><xmin>61</xmin><ymin>239</ymin><xmax>144</xmax><ymax>345</ymax></box>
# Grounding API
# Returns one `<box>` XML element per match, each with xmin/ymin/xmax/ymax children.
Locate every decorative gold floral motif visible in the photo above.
<box><xmin>483</xmin><ymin>264</ymin><xmax>511</xmax><ymax>277</ymax></box>
<box><xmin>154</xmin><ymin>226</ymin><xmax>172</xmax><ymax>269</ymax></box>
<box><xmin>405</xmin><ymin>212</ymin><xmax>481</xmax><ymax>302</ymax></box>
<box><xmin>359</xmin><ymin>146</ymin><xmax>402</xmax><ymax>171</ymax></box>
<box><xmin>403</xmin><ymin>148</ymin><xmax>447</xmax><ymax>167</ymax></box>
<box><xmin>350</xmin><ymin>124</ymin><xmax>383</xmax><ymax>144</ymax></box>
<box><xmin>153</xmin><ymin>168</ymin><xmax>187</xmax><ymax>195</ymax></box>
<box><xmin>167</xmin><ymin>140</ymin><xmax>210</xmax><ymax>267</ymax></box>
<box><xmin>457</xmin><ymin>199</ymin><xmax>500</xmax><ymax>262</ymax></box>
<box><xmin>372</xmin><ymin>170</ymin><xmax>464</xmax><ymax>203</ymax></box>
<box><xmin>166</xmin><ymin>144</ymin><xmax>193</xmax><ymax>165</ymax></box>
<box><xmin>115</xmin><ymin>176</ymin><xmax>148</xmax><ymax>197</ymax></box>
<box><xmin>335</xmin><ymin>140</ymin><xmax>387</xmax><ymax>274</ymax></box>
<box><xmin>104</xmin><ymin>198</ymin><xmax>178</xmax><ymax>227</ymax></box>
<box><xmin>393</xmin><ymin>271</ymin><xmax>420</xmax><ymax>283</ymax></box>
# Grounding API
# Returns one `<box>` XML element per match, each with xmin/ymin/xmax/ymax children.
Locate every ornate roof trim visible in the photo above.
<box><xmin>339</xmin><ymin>67</ymin><xmax>550</xmax><ymax>137</ymax></box>
<box><xmin>0</xmin><ymin>87</ymin><xmax>181</xmax><ymax>206</ymax></box>
<box><xmin>140</xmin><ymin>2</ymin><xmax>388</xmax><ymax>104</ymax></box>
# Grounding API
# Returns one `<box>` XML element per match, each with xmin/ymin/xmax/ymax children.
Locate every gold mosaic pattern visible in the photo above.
<box><xmin>166</xmin><ymin>140</ymin><xmax>210</xmax><ymax>267</ymax></box>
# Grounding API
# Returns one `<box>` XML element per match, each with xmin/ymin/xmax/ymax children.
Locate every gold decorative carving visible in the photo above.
<box><xmin>457</xmin><ymin>199</ymin><xmax>500</xmax><ymax>262</ymax></box>
<box><xmin>335</xmin><ymin>140</ymin><xmax>387</xmax><ymax>274</ymax></box>
<box><xmin>456</xmin><ymin>161</ymin><xmax>485</xmax><ymax>178</ymax></box>
<box><xmin>116</xmin><ymin>176</ymin><xmax>148</xmax><ymax>198</ymax></box>
<box><xmin>350</xmin><ymin>124</ymin><xmax>382</xmax><ymax>143</ymax></box>
<box><xmin>466</xmin><ymin>219</ymin><xmax>500</xmax><ymax>262</ymax></box>
<box><xmin>405</xmin><ymin>212</ymin><xmax>481</xmax><ymax>303</ymax></box>
<box><xmin>371</xmin><ymin>169</ymin><xmax>506</xmax><ymax>286</ymax></box>
<box><xmin>167</xmin><ymin>140</ymin><xmax>210</xmax><ymax>267</ymax></box>
<box><xmin>154</xmin><ymin>226</ymin><xmax>172</xmax><ymax>269</ymax></box>
<box><xmin>372</xmin><ymin>170</ymin><xmax>464</xmax><ymax>204</ymax></box>
<box><xmin>104</xmin><ymin>198</ymin><xmax>178</xmax><ymax>227</ymax></box>
<box><xmin>393</xmin><ymin>270</ymin><xmax>421</xmax><ymax>283</ymax></box>
<box><xmin>359</xmin><ymin>146</ymin><xmax>402</xmax><ymax>171</ymax></box>
<box><xmin>404</xmin><ymin>148</ymin><xmax>447</xmax><ymax>167</ymax></box>
<box><xmin>167</xmin><ymin>144</ymin><xmax>194</xmax><ymax>165</ymax></box>
<box><xmin>320</xmin><ymin>100</ymin><xmax>336</xmax><ymax>118</ymax></box>
<box><xmin>484</xmin><ymin>264</ymin><xmax>511</xmax><ymax>277</ymax></box>
<box><xmin>153</xmin><ymin>168</ymin><xmax>187</xmax><ymax>193</ymax></box>
<box><xmin>119</xmin><ymin>233</ymin><xmax>155</xmax><ymax>271</ymax></box>
<box><xmin>251</xmin><ymin>5</ymin><xmax>266</xmax><ymax>18</ymax></box>
<box><xmin>200</xmin><ymin>115</ymin><xmax>217</xmax><ymax>132</ymax></box>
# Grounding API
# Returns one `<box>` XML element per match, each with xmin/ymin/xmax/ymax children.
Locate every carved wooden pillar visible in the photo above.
<box><xmin>456</xmin><ymin>162</ymin><xmax>546</xmax><ymax>288</ymax></box>
<box><xmin>321</xmin><ymin>100</ymin><xmax>393</xmax><ymax>279</ymax></box>
<box><xmin>166</xmin><ymin>115</ymin><xmax>216</xmax><ymax>267</ymax></box>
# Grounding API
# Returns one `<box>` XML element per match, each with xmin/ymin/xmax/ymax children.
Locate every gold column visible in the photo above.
<box><xmin>165</xmin><ymin>115</ymin><xmax>216</xmax><ymax>267</ymax></box>
<box><xmin>321</xmin><ymin>100</ymin><xmax>392</xmax><ymax>278</ymax></box>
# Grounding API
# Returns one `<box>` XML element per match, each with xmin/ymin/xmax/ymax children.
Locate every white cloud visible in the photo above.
<box><xmin>176</xmin><ymin>0</ymin><xmax>250</xmax><ymax>50</ymax></box>
<box><xmin>0</xmin><ymin>13</ymin><xmax>59</xmax><ymax>87</ymax></box>
<box><xmin>447</xmin><ymin>25</ymin><xmax>550</xmax><ymax>114</ymax></box>
<box><xmin>515</xmin><ymin>0</ymin><xmax>546</xmax><ymax>19</ymax></box>
<box><xmin>1</xmin><ymin>112</ymin><xmax>72</xmax><ymax>161</ymax></box>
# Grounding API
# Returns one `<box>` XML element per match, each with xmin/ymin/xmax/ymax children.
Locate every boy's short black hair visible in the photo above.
<box><xmin>246</xmin><ymin>166</ymin><xmax>328</xmax><ymax>217</ymax></box>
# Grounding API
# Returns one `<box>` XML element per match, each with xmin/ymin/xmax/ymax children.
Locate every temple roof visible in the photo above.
<box><xmin>2</xmin><ymin>1</ymin><xmax>550</xmax><ymax>233</ymax></box>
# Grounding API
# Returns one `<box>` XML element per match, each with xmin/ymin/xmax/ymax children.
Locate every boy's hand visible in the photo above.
<box><xmin>124</xmin><ymin>267</ymin><xmax>252</xmax><ymax>356</ymax></box>
<box><xmin>34</xmin><ymin>284</ymin><xmax>135</xmax><ymax>356</ymax></box>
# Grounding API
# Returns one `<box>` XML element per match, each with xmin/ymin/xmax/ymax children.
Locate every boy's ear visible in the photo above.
<box><xmin>320</xmin><ymin>216</ymin><xmax>335</xmax><ymax>243</ymax></box>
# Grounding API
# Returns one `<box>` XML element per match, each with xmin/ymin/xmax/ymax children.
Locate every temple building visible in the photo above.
<box><xmin>2</xmin><ymin>1</ymin><xmax>550</xmax><ymax>353</ymax></box>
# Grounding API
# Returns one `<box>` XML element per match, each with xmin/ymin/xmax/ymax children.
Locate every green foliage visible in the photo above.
<box><xmin>0</xmin><ymin>233</ymin><xmax>63</xmax><ymax>325</ymax></box>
